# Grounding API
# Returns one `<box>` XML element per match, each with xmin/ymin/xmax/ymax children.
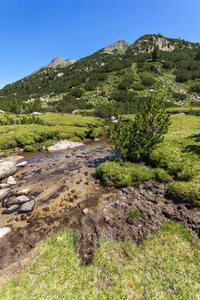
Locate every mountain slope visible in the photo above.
<box><xmin>0</xmin><ymin>34</ymin><xmax>200</xmax><ymax>114</ymax></box>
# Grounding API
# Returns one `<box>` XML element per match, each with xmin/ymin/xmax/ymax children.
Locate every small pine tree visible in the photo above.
<box><xmin>152</xmin><ymin>46</ymin><xmax>161</xmax><ymax>62</ymax></box>
<box><xmin>196</xmin><ymin>50</ymin><xmax>200</xmax><ymax>60</ymax></box>
<box><xmin>107</xmin><ymin>96</ymin><xmax>171</xmax><ymax>162</ymax></box>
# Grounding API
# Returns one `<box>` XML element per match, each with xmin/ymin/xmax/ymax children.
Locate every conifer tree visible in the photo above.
<box><xmin>107</xmin><ymin>96</ymin><xmax>171</xmax><ymax>162</ymax></box>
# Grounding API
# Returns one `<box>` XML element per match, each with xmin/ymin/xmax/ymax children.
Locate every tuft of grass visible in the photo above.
<box><xmin>129</xmin><ymin>209</ymin><xmax>147</xmax><ymax>223</ymax></box>
<box><xmin>0</xmin><ymin>221</ymin><xmax>199</xmax><ymax>299</ymax></box>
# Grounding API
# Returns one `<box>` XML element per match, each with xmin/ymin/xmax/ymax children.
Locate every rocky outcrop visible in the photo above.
<box><xmin>104</xmin><ymin>40</ymin><xmax>130</xmax><ymax>54</ymax></box>
<box><xmin>129</xmin><ymin>35</ymin><xmax>175</xmax><ymax>54</ymax></box>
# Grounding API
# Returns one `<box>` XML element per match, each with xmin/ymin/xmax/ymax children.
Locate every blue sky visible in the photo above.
<box><xmin>0</xmin><ymin>0</ymin><xmax>200</xmax><ymax>89</ymax></box>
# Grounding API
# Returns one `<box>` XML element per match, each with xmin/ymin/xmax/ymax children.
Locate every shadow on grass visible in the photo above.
<box><xmin>183</xmin><ymin>134</ymin><xmax>200</xmax><ymax>156</ymax></box>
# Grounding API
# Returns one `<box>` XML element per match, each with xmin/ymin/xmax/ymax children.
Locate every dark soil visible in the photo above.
<box><xmin>0</xmin><ymin>180</ymin><xmax>199</xmax><ymax>269</ymax></box>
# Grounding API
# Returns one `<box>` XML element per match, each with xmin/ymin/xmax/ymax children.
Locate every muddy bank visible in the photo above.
<box><xmin>1</xmin><ymin>177</ymin><xmax>200</xmax><ymax>269</ymax></box>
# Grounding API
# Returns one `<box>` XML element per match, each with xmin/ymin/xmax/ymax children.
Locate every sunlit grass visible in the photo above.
<box><xmin>0</xmin><ymin>221</ymin><xmax>199</xmax><ymax>299</ymax></box>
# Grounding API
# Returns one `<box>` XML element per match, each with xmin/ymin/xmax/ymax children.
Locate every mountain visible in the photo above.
<box><xmin>104</xmin><ymin>40</ymin><xmax>130</xmax><ymax>54</ymax></box>
<box><xmin>0</xmin><ymin>34</ymin><xmax>200</xmax><ymax>114</ymax></box>
<box><xmin>31</xmin><ymin>57</ymin><xmax>76</xmax><ymax>75</ymax></box>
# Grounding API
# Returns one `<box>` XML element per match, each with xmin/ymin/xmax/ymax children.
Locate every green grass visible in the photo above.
<box><xmin>129</xmin><ymin>209</ymin><xmax>147</xmax><ymax>223</ymax></box>
<box><xmin>0</xmin><ymin>221</ymin><xmax>199</xmax><ymax>299</ymax></box>
<box><xmin>0</xmin><ymin>113</ymin><xmax>104</xmax><ymax>152</ymax></box>
<box><xmin>97</xmin><ymin>114</ymin><xmax>200</xmax><ymax>205</ymax></box>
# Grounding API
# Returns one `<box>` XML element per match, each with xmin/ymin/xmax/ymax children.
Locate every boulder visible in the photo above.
<box><xmin>0</xmin><ymin>188</ymin><xmax>11</xmax><ymax>201</ymax></box>
<box><xmin>7</xmin><ymin>195</ymin><xmax>30</xmax><ymax>206</ymax></box>
<box><xmin>0</xmin><ymin>161</ymin><xmax>17</xmax><ymax>180</ymax></box>
<box><xmin>19</xmin><ymin>200</ymin><xmax>35</xmax><ymax>212</ymax></box>
<box><xmin>47</xmin><ymin>140</ymin><xmax>84</xmax><ymax>151</ymax></box>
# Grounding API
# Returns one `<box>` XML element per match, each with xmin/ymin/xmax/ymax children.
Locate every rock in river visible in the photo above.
<box><xmin>47</xmin><ymin>140</ymin><xmax>84</xmax><ymax>151</ymax></box>
<box><xmin>17</xmin><ymin>188</ymin><xmax>31</xmax><ymax>196</ymax></box>
<box><xmin>20</xmin><ymin>200</ymin><xmax>35</xmax><ymax>212</ymax></box>
<box><xmin>0</xmin><ymin>188</ymin><xmax>11</xmax><ymax>201</ymax></box>
<box><xmin>0</xmin><ymin>183</ymin><xmax>10</xmax><ymax>189</ymax></box>
<box><xmin>0</xmin><ymin>162</ymin><xmax>17</xmax><ymax>180</ymax></box>
<box><xmin>16</xmin><ymin>161</ymin><xmax>28</xmax><ymax>167</ymax></box>
<box><xmin>7</xmin><ymin>176</ymin><xmax>17</xmax><ymax>185</ymax></box>
<box><xmin>7</xmin><ymin>195</ymin><xmax>30</xmax><ymax>206</ymax></box>
<box><xmin>4</xmin><ymin>205</ymin><xmax>20</xmax><ymax>214</ymax></box>
<box><xmin>0</xmin><ymin>156</ymin><xmax>24</xmax><ymax>163</ymax></box>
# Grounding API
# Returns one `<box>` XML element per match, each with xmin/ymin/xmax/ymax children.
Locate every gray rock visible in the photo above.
<box><xmin>4</xmin><ymin>205</ymin><xmax>20</xmax><ymax>214</ymax></box>
<box><xmin>111</xmin><ymin>116</ymin><xmax>116</xmax><ymax>121</ymax></box>
<box><xmin>20</xmin><ymin>200</ymin><xmax>35</xmax><ymax>212</ymax></box>
<box><xmin>0</xmin><ymin>156</ymin><xmax>24</xmax><ymax>163</ymax></box>
<box><xmin>0</xmin><ymin>161</ymin><xmax>17</xmax><ymax>180</ymax></box>
<box><xmin>0</xmin><ymin>110</ymin><xmax>5</xmax><ymax>113</ymax></box>
<box><xmin>0</xmin><ymin>183</ymin><xmax>10</xmax><ymax>189</ymax></box>
<box><xmin>7</xmin><ymin>195</ymin><xmax>30</xmax><ymax>206</ymax></box>
<box><xmin>47</xmin><ymin>140</ymin><xmax>84</xmax><ymax>151</ymax></box>
<box><xmin>0</xmin><ymin>188</ymin><xmax>11</xmax><ymax>201</ymax></box>
<box><xmin>17</xmin><ymin>188</ymin><xmax>31</xmax><ymax>196</ymax></box>
<box><xmin>16</xmin><ymin>161</ymin><xmax>28</xmax><ymax>167</ymax></box>
<box><xmin>94</xmin><ymin>138</ymin><xmax>100</xmax><ymax>142</ymax></box>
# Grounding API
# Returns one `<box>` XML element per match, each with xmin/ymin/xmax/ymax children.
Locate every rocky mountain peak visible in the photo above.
<box><xmin>129</xmin><ymin>35</ymin><xmax>175</xmax><ymax>54</ymax></box>
<box><xmin>104</xmin><ymin>40</ymin><xmax>130</xmax><ymax>54</ymax></box>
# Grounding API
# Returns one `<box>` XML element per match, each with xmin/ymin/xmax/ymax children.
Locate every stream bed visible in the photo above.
<box><xmin>0</xmin><ymin>137</ymin><xmax>200</xmax><ymax>269</ymax></box>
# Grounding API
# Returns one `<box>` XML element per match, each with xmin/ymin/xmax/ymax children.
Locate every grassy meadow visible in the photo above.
<box><xmin>0</xmin><ymin>113</ymin><xmax>104</xmax><ymax>152</ymax></box>
<box><xmin>0</xmin><ymin>221</ymin><xmax>199</xmax><ymax>299</ymax></box>
<box><xmin>97</xmin><ymin>113</ymin><xmax>200</xmax><ymax>206</ymax></box>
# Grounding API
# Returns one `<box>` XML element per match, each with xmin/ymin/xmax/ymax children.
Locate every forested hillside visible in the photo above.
<box><xmin>0</xmin><ymin>34</ymin><xmax>200</xmax><ymax>115</ymax></box>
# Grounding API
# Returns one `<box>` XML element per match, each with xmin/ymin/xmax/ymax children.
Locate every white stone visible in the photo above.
<box><xmin>47</xmin><ymin>140</ymin><xmax>84</xmax><ymax>151</ymax></box>
<box><xmin>7</xmin><ymin>176</ymin><xmax>17</xmax><ymax>185</ymax></box>
<box><xmin>83</xmin><ymin>208</ymin><xmax>89</xmax><ymax>214</ymax></box>
<box><xmin>16</xmin><ymin>161</ymin><xmax>28</xmax><ymax>167</ymax></box>
<box><xmin>0</xmin><ymin>227</ymin><xmax>11</xmax><ymax>238</ymax></box>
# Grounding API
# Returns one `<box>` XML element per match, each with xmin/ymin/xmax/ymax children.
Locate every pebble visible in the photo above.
<box><xmin>16</xmin><ymin>161</ymin><xmax>28</xmax><ymax>167</ymax></box>
<box><xmin>0</xmin><ymin>188</ymin><xmax>11</xmax><ymax>201</ymax></box>
<box><xmin>0</xmin><ymin>183</ymin><xmax>10</xmax><ymax>189</ymax></box>
<box><xmin>7</xmin><ymin>195</ymin><xmax>30</xmax><ymax>205</ymax></box>
<box><xmin>17</xmin><ymin>188</ymin><xmax>31</xmax><ymax>196</ymax></box>
<box><xmin>4</xmin><ymin>205</ymin><xmax>20</xmax><ymax>214</ymax></box>
<box><xmin>7</xmin><ymin>176</ymin><xmax>17</xmax><ymax>185</ymax></box>
<box><xmin>83</xmin><ymin>208</ymin><xmax>89</xmax><ymax>214</ymax></box>
<box><xmin>21</xmin><ymin>214</ymin><xmax>27</xmax><ymax>221</ymax></box>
